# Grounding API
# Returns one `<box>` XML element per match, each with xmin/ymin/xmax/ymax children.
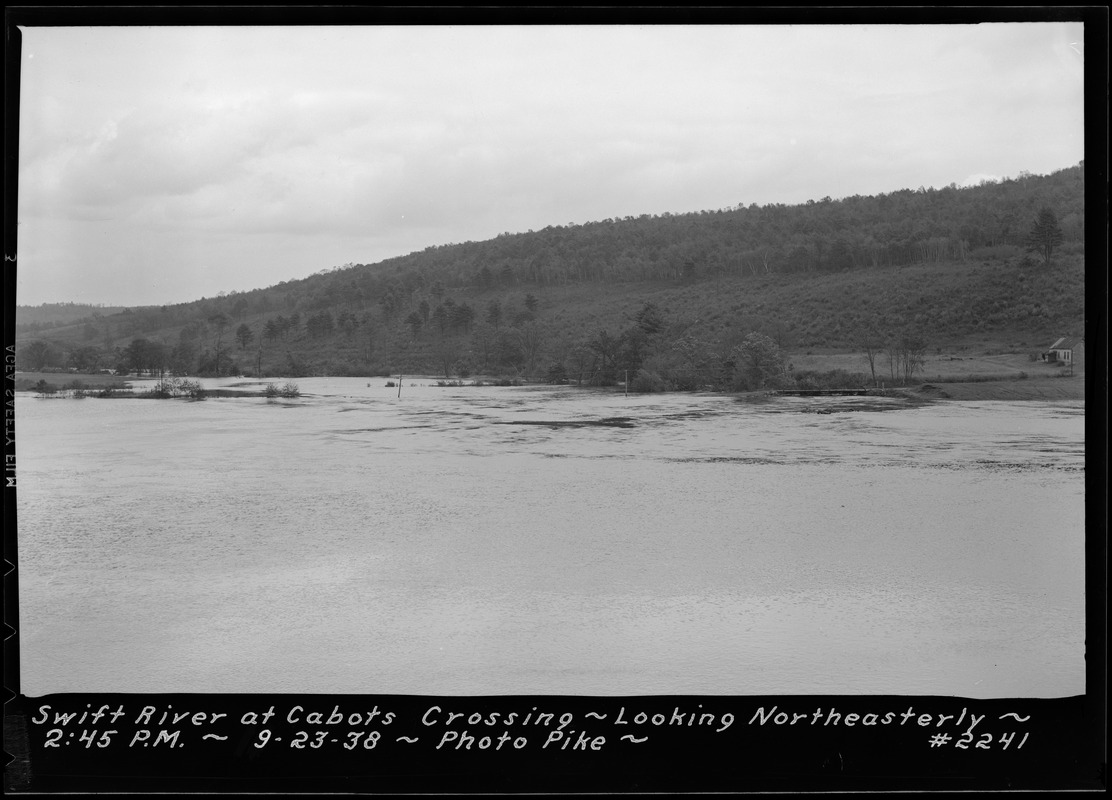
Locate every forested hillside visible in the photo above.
<box><xmin>15</xmin><ymin>163</ymin><xmax>1086</xmax><ymax>389</ymax></box>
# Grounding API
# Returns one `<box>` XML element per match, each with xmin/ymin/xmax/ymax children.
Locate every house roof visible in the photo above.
<box><xmin>1049</xmin><ymin>336</ymin><xmax>1083</xmax><ymax>350</ymax></box>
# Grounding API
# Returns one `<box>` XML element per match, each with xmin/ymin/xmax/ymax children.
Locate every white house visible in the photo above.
<box><xmin>1043</xmin><ymin>336</ymin><xmax>1084</xmax><ymax>364</ymax></box>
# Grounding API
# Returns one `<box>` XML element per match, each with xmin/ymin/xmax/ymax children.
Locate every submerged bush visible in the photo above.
<box><xmin>265</xmin><ymin>381</ymin><xmax>300</xmax><ymax>398</ymax></box>
<box><xmin>545</xmin><ymin>362</ymin><xmax>568</xmax><ymax>384</ymax></box>
<box><xmin>33</xmin><ymin>379</ymin><xmax>59</xmax><ymax>397</ymax></box>
<box><xmin>149</xmin><ymin>376</ymin><xmax>205</xmax><ymax>399</ymax></box>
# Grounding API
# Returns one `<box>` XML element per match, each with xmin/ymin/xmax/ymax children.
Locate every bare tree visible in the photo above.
<box><xmin>885</xmin><ymin>330</ymin><xmax>927</xmax><ymax>384</ymax></box>
<box><xmin>899</xmin><ymin>332</ymin><xmax>927</xmax><ymax>383</ymax></box>
<box><xmin>859</xmin><ymin>325</ymin><xmax>885</xmax><ymax>387</ymax></box>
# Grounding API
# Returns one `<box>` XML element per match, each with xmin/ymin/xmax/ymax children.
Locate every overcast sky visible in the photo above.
<box><xmin>16</xmin><ymin>23</ymin><xmax>1085</xmax><ymax>308</ymax></box>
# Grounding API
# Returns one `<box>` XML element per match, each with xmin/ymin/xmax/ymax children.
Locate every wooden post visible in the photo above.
<box><xmin>625</xmin><ymin>370</ymin><xmax>628</xmax><ymax>397</ymax></box>
<box><xmin>398</xmin><ymin>375</ymin><xmax>403</xmax><ymax>398</ymax></box>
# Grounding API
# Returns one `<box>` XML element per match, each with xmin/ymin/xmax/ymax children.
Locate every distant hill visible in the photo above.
<box><xmin>15</xmin><ymin>302</ymin><xmax>128</xmax><ymax>333</ymax></box>
<box><xmin>13</xmin><ymin>163</ymin><xmax>1086</xmax><ymax>384</ymax></box>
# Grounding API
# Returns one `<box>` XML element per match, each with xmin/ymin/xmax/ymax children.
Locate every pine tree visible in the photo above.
<box><xmin>1024</xmin><ymin>207</ymin><xmax>1064</xmax><ymax>266</ymax></box>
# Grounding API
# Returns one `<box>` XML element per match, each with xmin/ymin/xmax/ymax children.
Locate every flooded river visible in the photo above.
<box><xmin>14</xmin><ymin>379</ymin><xmax>1085</xmax><ymax>698</ymax></box>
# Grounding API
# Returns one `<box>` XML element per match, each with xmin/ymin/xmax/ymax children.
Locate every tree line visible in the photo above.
<box><xmin>15</xmin><ymin>162</ymin><xmax>1081</xmax><ymax>382</ymax></box>
<box><xmin>19</xmin><ymin>163</ymin><xmax>1081</xmax><ymax>344</ymax></box>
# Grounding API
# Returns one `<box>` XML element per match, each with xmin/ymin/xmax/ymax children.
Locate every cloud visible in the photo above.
<box><xmin>16</xmin><ymin>23</ymin><xmax>1087</xmax><ymax>306</ymax></box>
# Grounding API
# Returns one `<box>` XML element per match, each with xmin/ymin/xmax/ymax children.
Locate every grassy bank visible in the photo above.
<box><xmin>13</xmin><ymin>371</ymin><xmax>133</xmax><ymax>393</ymax></box>
<box><xmin>908</xmin><ymin>376</ymin><xmax>1085</xmax><ymax>401</ymax></box>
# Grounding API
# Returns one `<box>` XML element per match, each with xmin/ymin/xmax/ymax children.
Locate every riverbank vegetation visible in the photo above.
<box><xmin>18</xmin><ymin>373</ymin><xmax>302</xmax><ymax>401</ymax></box>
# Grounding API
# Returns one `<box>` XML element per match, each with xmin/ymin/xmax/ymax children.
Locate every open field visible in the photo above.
<box><xmin>790</xmin><ymin>348</ymin><xmax>1079</xmax><ymax>378</ymax></box>
<box><xmin>785</xmin><ymin>348</ymin><xmax>1086</xmax><ymax>402</ymax></box>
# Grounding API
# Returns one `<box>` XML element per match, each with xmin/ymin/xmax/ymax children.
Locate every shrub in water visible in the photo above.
<box><xmin>545</xmin><ymin>362</ymin><xmax>568</xmax><ymax>384</ymax></box>
<box><xmin>33</xmin><ymin>379</ymin><xmax>58</xmax><ymax>397</ymax></box>
<box><xmin>179</xmin><ymin>379</ymin><xmax>205</xmax><ymax>399</ymax></box>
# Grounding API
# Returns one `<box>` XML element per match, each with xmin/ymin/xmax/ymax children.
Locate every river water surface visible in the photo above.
<box><xmin>15</xmin><ymin>379</ymin><xmax>1085</xmax><ymax>698</ymax></box>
